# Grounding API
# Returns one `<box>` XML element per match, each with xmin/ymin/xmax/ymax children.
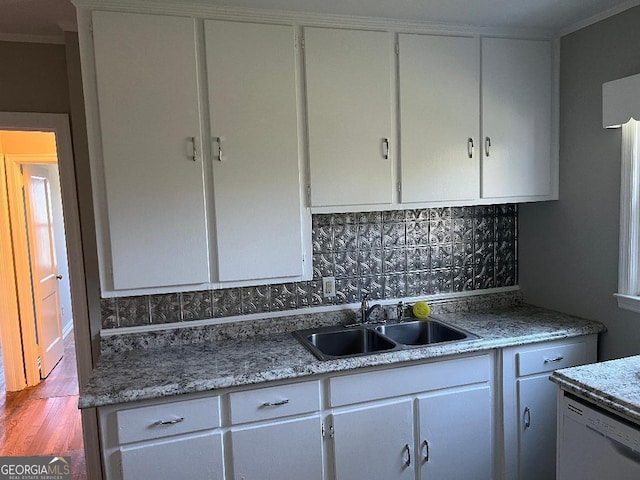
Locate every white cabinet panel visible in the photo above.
<box><xmin>517</xmin><ymin>375</ymin><xmax>557</xmax><ymax>480</ymax></box>
<box><xmin>482</xmin><ymin>37</ymin><xmax>552</xmax><ymax>199</ymax></box>
<box><xmin>332</xmin><ymin>399</ymin><xmax>414</xmax><ymax>480</ymax></box>
<box><xmin>92</xmin><ymin>11</ymin><xmax>209</xmax><ymax>290</ymax></box>
<box><xmin>205</xmin><ymin>20</ymin><xmax>303</xmax><ymax>282</ymax></box>
<box><xmin>399</xmin><ymin>34</ymin><xmax>479</xmax><ymax>203</ymax></box>
<box><xmin>230</xmin><ymin>415</ymin><xmax>324</xmax><ymax>480</ymax></box>
<box><xmin>304</xmin><ymin>27</ymin><xmax>393</xmax><ymax>207</ymax></box>
<box><xmin>120</xmin><ymin>431</ymin><xmax>223</xmax><ymax>480</ymax></box>
<box><xmin>418</xmin><ymin>385</ymin><xmax>492</xmax><ymax>480</ymax></box>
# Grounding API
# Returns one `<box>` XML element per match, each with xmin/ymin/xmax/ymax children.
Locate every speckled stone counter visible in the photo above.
<box><xmin>551</xmin><ymin>356</ymin><xmax>640</xmax><ymax>424</ymax></box>
<box><xmin>79</xmin><ymin>303</ymin><xmax>605</xmax><ymax>409</ymax></box>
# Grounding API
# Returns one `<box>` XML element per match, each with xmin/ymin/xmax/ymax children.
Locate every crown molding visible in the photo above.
<box><xmin>0</xmin><ymin>32</ymin><xmax>65</xmax><ymax>45</ymax></box>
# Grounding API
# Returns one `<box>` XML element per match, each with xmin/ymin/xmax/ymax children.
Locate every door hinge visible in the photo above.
<box><xmin>301</xmin><ymin>35</ymin><xmax>305</xmax><ymax>50</ymax></box>
<box><xmin>397</xmin><ymin>182</ymin><xmax>401</xmax><ymax>194</ymax></box>
<box><xmin>322</xmin><ymin>423</ymin><xmax>325</xmax><ymax>438</ymax></box>
<box><xmin>307</xmin><ymin>185</ymin><xmax>312</xmax><ymax>204</ymax></box>
<box><xmin>395</xmin><ymin>42</ymin><xmax>399</xmax><ymax>55</ymax></box>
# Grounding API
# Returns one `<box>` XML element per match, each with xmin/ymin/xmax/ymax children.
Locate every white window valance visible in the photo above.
<box><xmin>603</xmin><ymin>72</ymin><xmax>640</xmax><ymax>128</ymax></box>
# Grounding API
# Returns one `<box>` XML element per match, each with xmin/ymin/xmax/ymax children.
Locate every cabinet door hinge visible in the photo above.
<box><xmin>307</xmin><ymin>185</ymin><xmax>312</xmax><ymax>204</ymax></box>
<box><xmin>397</xmin><ymin>182</ymin><xmax>401</xmax><ymax>194</ymax></box>
<box><xmin>301</xmin><ymin>34</ymin><xmax>305</xmax><ymax>50</ymax></box>
<box><xmin>322</xmin><ymin>422</ymin><xmax>325</xmax><ymax>438</ymax></box>
<box><xmin>395</xmin><ymin>42</ymin><xmax>399</xmax><ymax>56</ymax></box>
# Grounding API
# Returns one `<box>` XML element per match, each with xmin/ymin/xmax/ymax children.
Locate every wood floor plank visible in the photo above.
<box><xmin>0</xmin><ymin>333</ymin><xmax>86</xmax><ymax>479</ymax></box>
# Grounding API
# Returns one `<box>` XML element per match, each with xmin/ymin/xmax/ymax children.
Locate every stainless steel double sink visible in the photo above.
<box><xmin>293</xmin><ymin>319</ymin><xmax>476</xmax><ymax>361</ymax></box>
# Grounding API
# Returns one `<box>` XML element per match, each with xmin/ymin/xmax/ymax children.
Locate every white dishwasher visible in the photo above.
<box><xmin>558</xmin><ymin>393</ymin><xmax>640</xmax><ymax>479</ymax></box>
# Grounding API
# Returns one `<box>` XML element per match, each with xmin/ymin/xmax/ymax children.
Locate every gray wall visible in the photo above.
<box><xmin>519</xmin><ymin>6</ymin><xmax>640</xmax><ymax>360</ymax></box>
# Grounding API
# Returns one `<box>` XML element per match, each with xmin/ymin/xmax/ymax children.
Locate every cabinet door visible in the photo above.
<box><xmin>418</xmin><ymin>385</ymin><xmax>492</xmax><ymax>480</ymax></box>
<box><xmin>230</xmin><ymin>415</ymin><xmax>323</xmax><ymax>480</ymax></box>
<box><xmin>517</xmin><ymin>375</ymin><xmax>557</xmax><ymax>480</ymax></box>
<box><xmin>92</xmin><ymin>11</ymin><xmax>209</xmax><ymax>290</ymax></box>
<box><xmin>304</xmin><ymin>27</ymin><xmax>393</xmax><ymax>207</ymax></box>
<box><xmin>204</xmin><ymin>21</ymin><xmax>303</xmax><ymax>282</ymax></box>
<box><xmin>481</xmin><ymin>37</ymin><xmax>552</xmax><ymax>199</ymax></box>
<box><xmin>399</xmin><ymin>34</ymin><xmax>479</xmax><ymax>203</ymax></box>
<box><xmin>120</xmin><ymin>431</ymin><xmax>223</xmax><ymax>480</ymax></box>
<box><xmin>332</xmin><ymin>399</ymin><xmax>414</xmax><ymax>480</ymax></box>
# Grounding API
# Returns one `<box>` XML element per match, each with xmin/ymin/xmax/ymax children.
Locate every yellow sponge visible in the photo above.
<box><xmin>413</xmin><ymin>301</ymin><xmax>431</xmax><ymax>319</ymax></box>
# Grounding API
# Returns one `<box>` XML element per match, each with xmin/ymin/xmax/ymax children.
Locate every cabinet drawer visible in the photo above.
<box><xmin>330</xmin><ymin>355</ymin><xmax>490</xmax><ymax>407</ymax></box>
<box><xmin>229</xmin><ymin>380</ymin><xmax>320</xmax><ymax>424</ymax></box>
<box><xmin>516</xmin><ymin>341</ymin><xmax>586</xmax><ymax>376</ymax></box>
<box><xmin>116</xmin><ymin>396</ymin><xmax>220</xmax><ymax>444</ymax></box>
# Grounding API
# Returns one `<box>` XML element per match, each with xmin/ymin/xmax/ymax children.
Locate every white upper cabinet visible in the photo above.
<box><xmin>399</xmin><ymin>34</ymin><xmax>480</xmax><ymax>203</ymax></box>
<box><xmin>481</xmin><ymin>37</ymin><xmax>552</xmax><ymax>199</ymax></box>
<box><xmin>92</xmin><ymin>11</ymin><xmax>210</xmax><ymax>290</ymax></box>
<box><xmin>204</xmin><ymin>20</ymin><xmax>304</xmax><ymax>282</ymax></box>
<box><xmin>304</xmin><ymin>27</ymin><xmax>393</xmax><ymax>207</ymax></box>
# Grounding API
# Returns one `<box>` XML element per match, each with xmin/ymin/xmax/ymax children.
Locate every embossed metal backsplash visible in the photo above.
<box><xmin>101</xmin><ymin>205</ymin><xmax>517</xmax><ymax>328</ymax></box>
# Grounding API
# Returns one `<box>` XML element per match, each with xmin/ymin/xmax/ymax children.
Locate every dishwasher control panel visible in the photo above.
<box><xmin>564</xmin><ymin>395</ymin><xmax>640</xmax><ymax>452</ymax></box>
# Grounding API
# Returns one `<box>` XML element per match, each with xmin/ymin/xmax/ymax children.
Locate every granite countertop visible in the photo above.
<box><xmin>80</xmin><ymin>304</ymin><xmax>605</xmax><ymax>409</ymax></box>
<box><xmin>551</xmin><ymin>356</ymin><xmax>640</xmax><ymax>424</ymax></box>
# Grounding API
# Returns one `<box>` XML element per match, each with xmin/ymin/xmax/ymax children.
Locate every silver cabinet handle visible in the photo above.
<box><xmin>484</xmin><ymin>136</ymin><xmax>491</xmax><ymax>157</ymax></box>
<box><xmin>422</xmin><ymin>439</ymin><xmax>429</xmax><ymax>462</ymax></box>
<box><xmin>544</xmin><ymin>355</ymin><xmax>565</xmax><ymax>364</ymax></box>
<box><xmin>467</xmin><ymin>138</ymin><xmax>474</xmax><ymax>159</ymax></box>
<box><xmin>524</xmin><ymin>407</ymin><xmax>531</xmax><ymax>429</ymax></box>
<box><xmin>382</xmin><ymin>138</ymin><xmax>390</xmax><ymax>160</ymax></box>
<box><xmin>154</xmin><ymin>417</ymin><xmax>184</xmax><ymax>426</ymax></box>
<box><xmin>262</xmin><ymin>399</ymin><xmax>289</xmax><ymax>407</ymax></box>
<box><xmin>403</xmin><ymin>443</ymin><xmax>411</xmax><ymax>467</ymax></box>
<box><xmin>215</xmin><ymin>136</ymin><xmax>223</xmax><ymax>162</ymax></box>
<box><xmin>190</xmin><ymin>137</ymin><xmax>198</xmax><ymax>162</ymax></box>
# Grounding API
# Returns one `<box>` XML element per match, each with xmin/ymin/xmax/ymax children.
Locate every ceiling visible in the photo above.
<box><xmin>0</xmin><ymin>0</ymin><xmax>639</xmax><ymax>41</ymax></box>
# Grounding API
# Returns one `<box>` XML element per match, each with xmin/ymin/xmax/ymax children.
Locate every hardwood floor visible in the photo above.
<box><xmin>1</xmin><ymin>333</ymin><xmax>87</xmax><ymax>480</ymax></box>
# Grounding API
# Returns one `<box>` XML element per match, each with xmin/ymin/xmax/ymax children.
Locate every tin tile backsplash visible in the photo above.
<box><xmin>101</xmin><ymin>205</ymin><xmax>517</xmax><ymax>328</ymax></box>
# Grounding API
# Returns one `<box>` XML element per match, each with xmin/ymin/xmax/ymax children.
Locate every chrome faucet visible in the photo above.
<box><xmin>360</xmin><ymin>294</ymin><xmax>384</xmax><ymax>324</ymax></box>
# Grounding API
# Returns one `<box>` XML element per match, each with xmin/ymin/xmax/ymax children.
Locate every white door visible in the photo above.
<box><xmin>418</xmin><ymin>385</ymin><xmax>492</xmax><ymax>480</ymax></box>
<box><xmin>332</xmin><ymin>399</ymin><xmax>414</xmax><ymax>480</ymax></box>
<box><xmin>399</xmin><ymin>34</ymin><xmax>479</xmax><ymax>203</ymax></box>
<box><xmin>22</xmin><ymin>164</ymin><xmax>63</xmax><ymax>378</ymax></box>
<box><xmin>517</xmin><ymin>375</ymin><xmax>557</xmax><ymax>480</ymax></box>
<box><xmin>304</xmin><ymin>27</ymin><xmax>393</xmax><ymax>207</ymax></box>
<box><xmin>92</xmin><ymin>11</ymin><xmax>209</xmax><ymax>290</ymax></box>
<box><xmin>230</xmin><ymin>415</ymin><xmax>324</xmax><ymax>480</ymax></box>
<box><xmin>481</xmin><ymin>37</ymin><xmax>552</xmax><ymax>198</ymax></box>
<box><xmin>204</xmin><ymin>20</ymin><xmax>303</xmax><ymax>282</ymax></box>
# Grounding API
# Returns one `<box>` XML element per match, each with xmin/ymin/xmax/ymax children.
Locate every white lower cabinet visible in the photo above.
<box><xmin>99</xmin><ymin>338</ymin><xmax>602</xmax><ymax>480</ymax></box>
<box><xmin>120</xmin><ymin>432</ymin><xmax>223</xmax><ymax>480</ymax></box>
<box><xmin>418</xmin><ymin>385</ymin><xmax>492</xmax><ymax>480</ymax></box>
<box><xmin>502</xmin><ymin>335</ymin><xmax>598</xmax><ymax>480</ymax></box>
<box><xmin>229</xmin><ymin>415</ymin><xmax>324</xmax><ymax>480</ymax></box>
<box><xmin>331</xmin><ymin>399</ymin><xmax>415</xmax><ymax>480</ymax></box>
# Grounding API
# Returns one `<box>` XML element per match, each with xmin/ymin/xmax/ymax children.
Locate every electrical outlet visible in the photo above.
<box><xmin>322</xmin><ymin>276</ymin><xmax>335</xmax><ymax>298</ymax></box>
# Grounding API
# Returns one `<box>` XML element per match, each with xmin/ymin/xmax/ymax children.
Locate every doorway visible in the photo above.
<box><xmin>0</xmin><ymin>130</ymin><xmax>73</xmax><ymax>389</ymax></box>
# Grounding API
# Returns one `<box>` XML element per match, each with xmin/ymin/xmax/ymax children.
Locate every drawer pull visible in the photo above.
<box><xmin>154</xmin><ymin>417</ymin><xmax>184</xmax><ymax>426</ymax></box>
<box><xmin>422</xmin><ymin>439</ymin><xmax>430</xmax><ymax>462</ymax></box>
<box><xmin>524</xmin><ymin>407</ymin><xmax>531</xmax><ymax>429</ymax></box>
<box><xmin>261</xmin><ymin>399</ymin><xmax>289</xmax><ymax>407</ymax></box>
<box><xmin>543</xmin><ymin>355</ymin><xmax>565</xmax><ymax>364</ymax></box>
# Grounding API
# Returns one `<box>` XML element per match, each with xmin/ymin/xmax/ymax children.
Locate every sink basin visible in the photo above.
<box><xmin>376</xmin><ymin>320</ymin><xmax>470</xmax><ymax>346</ymax></box>
<box><xmin>294</xmin><ymin>318</ymin><xmax>476</xmax><ymax>361</ymax></box>
<box><xmin>294</xmin><ymin>326</ymin><xmax>396</xmax><ymax>361</ymax></box>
